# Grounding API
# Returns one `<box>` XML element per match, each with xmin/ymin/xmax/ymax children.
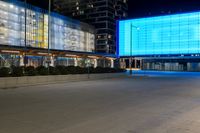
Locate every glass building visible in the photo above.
<box><xmin>118</xmin><ymin>12</ymin><xmax>200</xmax><ymax>71</ymax></box>
<box><xmin>0</xmin><ymin>0</ymin><xmax>113</xmax><ymax>68</ymax></box>
<box><xmin>50</xmin><ymin>13</ymin><xmax>95</xmax><ymax>52</ymax></box>
<box><xmin>118</xmin><ymin>12</ymin><xmax>200</xmax><ymax>56</ymax></box>
<box><xmin>53</xmin><ymin>0</ymin><xmax>128</xmax><ymax>54</ymax></box>
<box><xmin>0</xmin><ymin>0</ymin><xmax>95</xmax><ymax>52</ymax></box>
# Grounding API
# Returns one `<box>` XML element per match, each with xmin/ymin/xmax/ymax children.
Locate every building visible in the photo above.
<box><xmin>53</xmin><ymin>0</ymin><xmax>128</xmax><ymax>54</ymax></box>
<box><xmin>118</xmin><ymin>11</ymin><xmax>200</xmax><ymax>71</ymax></box>
<box><xmin>0</xmin><ymin>0</ymin><xmax>115</xmax><ymax>68</ymax></box>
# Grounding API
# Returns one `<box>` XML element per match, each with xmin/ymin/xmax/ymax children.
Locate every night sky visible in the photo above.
<box><xmin>24</xmin><ymin>0</ymin><xmax>48</xmax><ymax>9</ymax></box>
<box><xmin>128</xmin><ymin>0</ymin><xmax>200</xmax><ymax>18</ymax></box>
<box><xmin>25</xmin><ymin>0</ymin><xmax>200</xmax><ymax>19</ymax></box>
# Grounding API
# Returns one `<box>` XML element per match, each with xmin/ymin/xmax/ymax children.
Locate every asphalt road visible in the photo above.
<box><xmin>1</xmin><ymin>76</ymin><xmax>200</xmax><ymax>133</ymax></box>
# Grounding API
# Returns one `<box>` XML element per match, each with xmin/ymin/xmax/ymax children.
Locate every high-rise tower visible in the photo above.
<box><xmin>54</xmin><ymin>0</ymin><xmax>128</xmax><ymax>54</ymax></box>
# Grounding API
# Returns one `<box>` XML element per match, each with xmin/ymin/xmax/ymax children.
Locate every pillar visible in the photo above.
<box><xmin>19</xmin><ymin>55</ymin><xmax>24</xmax><ymax>66</ymax></box>
<box><xmin>140</xmin><ymin>59</ymin><xmax>143</xmax><ymax>70</ymax></box>
<box><xmin>66</xmin><ymin>58</ymin><xmax>69</xmax><ymax>66</ymax></box>
<box><xmin>94</xmin><ymin>59</ymin><xmax>97</xmax><ymax>68</ymax></box>
<box><xmin>134</xmin><ymin>59</ymin><xmax>137</xmax><ymax>68</ymax></box>
<box><xmin>103</xmin><ymin>58</ymin><xmax>106</xmax><ymax>68</ymax></box>
<box><xmin>50</xmin><ymin>56</ymin><xmax>54</xmax><ymax>67</ymax></box>
<box><xmin>111</xmin><ymin>59</ymin><xmax>114</xmax><ymax>68</ymax></box>
<box><xmin>74</xmin><ymin>58</ymin><xmax>78</xmax><ymax>67</ymax></box>
<box><xmin>129</xmin><ymin>58</ymin><xmax>132</xmax><ymax>70</ymax></box>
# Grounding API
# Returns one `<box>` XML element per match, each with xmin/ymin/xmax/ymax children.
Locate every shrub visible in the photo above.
<box><xmin>11</xmin><ymin>66</ymin><xmax>24</xmax><ymax>77</ymax></box>
<box><xmin>88</xmin><ymin>67</ymin><xmax>95</xmax><ymax>73</ymax></box>
<box><xmin>0</xmin><ymin>65</ymin><xmax>126</xmax><ymax>77</ymax></box>
<box><xmin>65</xmin><ymin>66</ymin><xmax>75</xmax><ymax>74</ymax></box>
<box><xmin>66</xmin><ymin>66</ymin><xmax>86</xmax><ymax>74</ymax></box>
<box><xmin>25</xmin><ymin>66</ymin><xmax>37</xmax><ymax>76</ymax></box>
<box><xmin>105</xmin><ymin>67</ymin><xmax>112</xmax><ymax>73</ymax></box>
<box><xmin>74</xmin><ymin>66</ymin><xmax>85</xmax><ymax>74</ymax></box>
<box><xmin>36</xmin><ymin>66</ymin><xmax>49</xmax><ymax>75</ymax></box>
<box><xmin>49</xmin><ymin>66</ymin><xmax>60</xmax><ymax>75</ymax></box>
<box><xmin>94</xmin><ymin>67</ymin><xmax>105</xmax><ymax>73</ymax></box>
<box><xmin>55</xmin><ymin>65</ymin><xmax>69</xmax><ymax>75</ymax></box>
<box><xmin>0</xmin><ymin>67</ymin><xmax>10</xmax><ymax>77</ymax></box>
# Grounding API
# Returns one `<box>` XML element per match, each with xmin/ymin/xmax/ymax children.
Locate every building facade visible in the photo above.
<box><xmin>53</xmin><ymin>0</ymin><xmax>128</xmax><ymax>54</ymax></box>
<box><xmin>118</xmin><ymin>11</ymin><xmax>200</xmax><ymax>71</ymax></box>
<box><xmin>0</xmin><ymin>0</ymin><xmax>95</xmax><ymax>52</ymax></box>
<box><xmin>0</xmin><ymin>0</ymin><xmax>115</xmax><ymax>68</ymax></box>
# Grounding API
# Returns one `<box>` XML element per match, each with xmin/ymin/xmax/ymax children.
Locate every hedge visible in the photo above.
<box><xmin>0</xmin><ymin>67</ymin><xmax>10</xmax><ymax>77</ymax></box>
<box><xmin>0</xmin><ymin>66</ymin><xmax>126</xmax><ymax>77</ymax></box>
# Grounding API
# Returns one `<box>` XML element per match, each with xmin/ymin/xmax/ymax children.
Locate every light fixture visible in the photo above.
<box><xmin>37</xmin><ymin>52</ymin><xmax>50</xmax><ymax>55</ymax></box>
<box><xmin>1</xmin><ymin>50</ymin><xmax>20</xmax><ymax>54</ymax></box>
<box><xmin>65</xmin><ymin>54</ymin><xmax>77</xmax><ymax>57</ymax></box>
<box><xmin>106</xmin><ymin>57</ymin><xmax>116</xmax><ymax>60</ymax></box>
<box><xmin>88</xmin><ymin>56</ymin><xmax>99</xmax><ymax>59</ymax></box>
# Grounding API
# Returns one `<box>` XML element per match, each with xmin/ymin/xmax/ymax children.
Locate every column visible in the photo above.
<box><xmin>103</xmin><ymin>58</ymin><xmax>106</xmax><ymax>68</ymax></box>
<box><xmin>19</xmin><ymin>55</ymin><xmax>24</xmax><ymax>66</ymax></box>
<box><xmin>66</xmin><ymin>58</ymin><xmax>69</xmax><ymax>66</ymax></box>
<box><xmin>129</xmin><ymin>58</ymin><xmax>132</xmax><ymax>70</ymax></box>
<box><xmin>134</xmin><ymin>59</ymin><xmax>137</xmax><ymax>69</ymax></box>
<box><xmin>50</xmin><ymin>56</ymin><xmax>54</xmax><ymax>67</ymax></box>
<box><xmin>111</xmin><ymin>59</ymin><xmax>114</xmax><ymax>68</ymax></box>
<box><xmin>140</xmin><ymin>59</ymin><xmax>143</xmax><ymax>70</ymax></box>
<box><xmin>94</xmin><ymin>59</ymin><xmax>97</xmax><ymax>68</ymax></box>
<box><xmin>74</xmin><ymin>58</ymin><xmax>78</xmax><ymax>67</ymax></box>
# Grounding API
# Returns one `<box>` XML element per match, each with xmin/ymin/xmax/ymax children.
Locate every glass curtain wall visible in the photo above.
<box><xmin>0</xmin><ymin>0</ymin><xmax>95</xmax><ymax>52</ymax></box>
<box><xmin>118</xmin><ymin>12</ymin><xmax>200</xmax><ymax>56</ymax></box>
<box><xmin>0</xmin><ymin>0</ymin><xmax>23</xmax><ymax>46</ymax></box>
<box><xmin>0</xmin><ymin>0</ymin><xmax>48</xmax><ymax>48</ymax></box>
<box><xmin>25</xmin><ymin>6</ymin><xmax>48</xmax><ymax>48</ymax></box>
<box><xmin>50</xmin><ymin>13</ymin><xmax>95</xmax><ymax>52</ymax></box>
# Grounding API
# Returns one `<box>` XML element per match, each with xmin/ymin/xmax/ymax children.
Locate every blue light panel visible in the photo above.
<box><xmin>118</xmin><ymin>12</ymin><xmax>200</xmax><ymax>56</ymax></box>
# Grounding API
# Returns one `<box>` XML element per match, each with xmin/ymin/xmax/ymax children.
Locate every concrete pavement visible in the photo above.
<box><xmin>0</xmin><ymin>76</ymin><xmax>200</xmax><ymax>133</ymax></box>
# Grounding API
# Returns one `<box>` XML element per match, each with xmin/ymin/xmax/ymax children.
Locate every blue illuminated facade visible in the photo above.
<box><xmin>118</xmin><ymin>12</ymin><xmax>200</xmax><ymax>57</ymax></box>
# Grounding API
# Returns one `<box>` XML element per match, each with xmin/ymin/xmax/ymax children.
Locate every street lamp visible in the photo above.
<box><xmin>24</xmin><ymin>0</ymin><xmax>28</xmax><ymax>67</ymax></box>
<box><xmin>85</xmin><ymin>58</ymin><xmax>91</xmax><ymax>79</ymax></box>
<box><xmin>129</xmin><ymin>23</ymin><xmax>140</xmax><ymax>75</ymax></box>
<box><xmin>47</xmin><ymin>0</ymin><xmax>51</xmax><ymax>72</ymax></box>
<box><xmin>48</xmin><ymin>0</ymin><xmax>51</xmax><ymax>53</ymax></box>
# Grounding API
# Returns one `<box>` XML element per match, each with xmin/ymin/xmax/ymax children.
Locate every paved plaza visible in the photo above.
<box><xmin>1</xmin><ymin>74</ymin><xmax>200</xmax><ymax>133</ymax></box>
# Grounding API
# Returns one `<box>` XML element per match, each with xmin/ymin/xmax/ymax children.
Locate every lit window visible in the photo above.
<box><xmin>80</xmin><ymin>11</ymin><xmax>84</xmax><ymax>15</ymax></box>
<box><xmin>9</xmin><ymin>5</ymin><xmax>14</xmax><ymax>8</ymax></box>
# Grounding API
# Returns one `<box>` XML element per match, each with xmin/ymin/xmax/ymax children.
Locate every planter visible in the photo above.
<box><xmin>0</xmin><ymin>73</ymin><xmax>126</xmax><ymax>89</ymax></box>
